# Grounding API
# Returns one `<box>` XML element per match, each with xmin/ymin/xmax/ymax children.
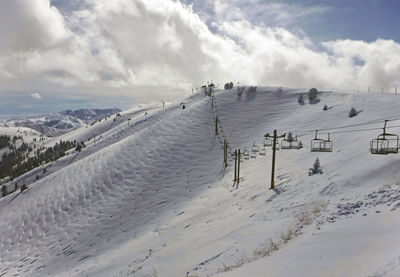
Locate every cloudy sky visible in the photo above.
<box><xmin>1</xmin><ymin>0</ymin><xmax>400</xmax><ymax>114</ymax></box>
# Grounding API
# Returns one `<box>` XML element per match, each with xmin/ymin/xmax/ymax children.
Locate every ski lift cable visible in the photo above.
<box><xmin>298</xmin><ymin>120</ymin><xmax>384</xmax><ymax>133</ymax></box>
<box><xmin>319</xmin><ymin>127</ymin><xmax>385</xmax><ymax>135</ymax></box>
<box><xmin>295</xmin><ymin>116</ymin><xmax>400</xmax><ymax>135</ymax></box>
<box><xmin>297</xmin><ymin>125</ymin><xmax>400</xmax><ymax>137</ymax></box>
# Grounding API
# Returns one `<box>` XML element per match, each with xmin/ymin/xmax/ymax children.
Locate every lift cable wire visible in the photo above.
<box><xmin>294</xmin><ymin>116</ymin><xmax>400</xmax><ymax>136</ymax></box>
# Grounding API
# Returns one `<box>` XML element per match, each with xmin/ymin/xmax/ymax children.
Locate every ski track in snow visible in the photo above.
<box><xmin>1</xmin><ymin>88</ymin><xmax>400</xmax><ymax>276</ymax></box>
<box><xmin>0</xmin><ymin>93</ymin><xmax>222</xmax><ymax>276</ymax></box>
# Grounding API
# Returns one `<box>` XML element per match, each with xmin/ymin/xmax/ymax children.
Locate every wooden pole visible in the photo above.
<box><xmin>215</xmin><ymin>117</ymin><xmax>219</xmax><ymax>135</ymax></box>
<box><xmin>224</xmin><ymin>140</ymin><xmax>227</xmax><ymax>168</ymax></box>
<box><xmin>271</xmin><ymin>130</ymin><xmax>277</xmax><ymax>189</ymax></box>
<box><xmin>224</xmin><ymin>140</ymin><xmax>226</xmax><ymax>167</ymax></box>
<box><xmin>265</xmin><ymin>130</ymin><xmax>285</xmax><ymax>190</ymax></box>
<box><xmin>234</xmin><ymin>150</ymin><xmax>237</xmax><ymax>182</ymax></box>
<box><xmin>237</xmin><ymin>149</ymin><xmax>240</xmax><ymax>183</ymax></box>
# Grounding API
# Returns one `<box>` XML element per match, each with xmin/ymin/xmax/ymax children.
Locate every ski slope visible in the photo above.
<box><xmin>1</xmin><ymin>88</ymin><xmax>400</xmax><ymax>277</ymax></box>
<box><xmin>0</xmin><ymin>126</ymin><xmax>43</xmax><ymax>143</ymax></box>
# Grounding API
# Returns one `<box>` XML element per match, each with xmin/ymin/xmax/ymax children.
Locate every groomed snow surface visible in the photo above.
<box><xmin>1</xmin><ymin>88</ymin><xmax>400</xmax><ymax>277</ymax></box>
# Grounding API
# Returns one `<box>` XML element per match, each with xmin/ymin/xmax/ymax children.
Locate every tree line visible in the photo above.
<box><xmin>1</xmin><ymin>135</ymin><xmax>85</xmax><ymax>181</ymax></box>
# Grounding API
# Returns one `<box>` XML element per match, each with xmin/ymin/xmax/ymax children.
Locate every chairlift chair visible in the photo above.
<box><xmin>229</xmin><ymin>149</ymin><xmax>238</xmax><ymax>161</ymax></box>
<box><xmin>274</xmin><ymin>140</ymin><xmax>280</xmax><ymax>150</ymax></box>
<box><xmin>264</xmin><ymin>133</ymin><xmax>281</xmax><ymax>150</ymax></box>
<box><xmin>281</xmin><ymin>134</ymin><xmax>302</xmax><ymax>150</ymax></box>
<box><xmin>243</xmin><ymin>147</ymin><xmax>250</xmax><ymax>160</ymax></box>
<box><xmin>259</xmin><ymin>146</ymin><xmax>266</xmax><ymax>156</ymax></box>
<box><xmin>370</xmin><ymin>120</ymin><xmax>399</xmax><ymax>155</ymax></box>
<box><xmin>252</xmin><ymin>141</ymin><xmax>259</xmax><ymax>152</ymax></box>
<box><xmin>264</xmin><ymin>137</ymin><xmax>273</xmax><ymax>147</ymax></box>
<box><xmin>311</xmin><ymin>131</ymin><xmax>333</xmax><ymax>152</ymax></box>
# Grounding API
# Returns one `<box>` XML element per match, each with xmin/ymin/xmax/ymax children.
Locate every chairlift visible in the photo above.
<box><xmin>251</xmin><ymin>141</ymin><xmax>259</xmax><ymax>152</ymax></box>
<box><xmin>251</xmin><ymin>151</ymin><xmax>257</xmax><ymax>158</ymax></box>
<box><xmin>281</xmin><ymin>133</ymin><xmax>302</xmax><ymax>150</ymax></box>
<box><xmin>264</xmin><ymin>133</ymin><xmax>280</xmax><ymax>150</ymax></box>
<box><xmin>370</xmin><ymin>120</ymin><xmax>399</xmax><ymax>155</ymax></box>
<box><xmin>259</xmin><ymin>146</ymin><xmax>266</xmax><ymax>156</ymax></box>
<box><xmin>229</xmin><ymin>153</ymin><xmax>235</xmax><ymax>161</ymax></box>
<box><xmin>264</xmin><ymin>137</ymin><xmax>273</xmax><ymax>147</ymax></box>
<box><xmin>311</xmin><ymin>130</ymin><xmax>333</xmax><ymax>152</ymax></box>
<box><xmin>243</xmin><ymin>147</ymin><xmax>250</xmax><ymax>160</ymax></box>
<box><xmin>231</xmin><ymin>151</ymin><xmax>244</xmax><ymax>162</ymax></box>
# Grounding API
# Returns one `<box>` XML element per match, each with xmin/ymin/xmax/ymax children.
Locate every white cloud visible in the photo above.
<box><xmin>0</xmin><ymin>0</ymin><xmax>399</xmax><ymax>106</ymax></box>
<box><xmin>197</xmin><ymin>0</ymin><xmax>330</xmax><ymax>31</ymax></box>
<box><xmin>31</xmin><ymin>93</ymin><xmax>42</xmax><ymax>100</ymax></box>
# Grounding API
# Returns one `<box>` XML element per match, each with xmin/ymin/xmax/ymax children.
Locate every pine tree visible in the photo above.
<box><xmin>224</xmin><ymin>82</ymin><xmax>234</xmax><ymax>89</ymax></box>
<box><xmin>349</xmin><ymin>107</ymin><xmax>357</xmax><ymax>117</ymax></box>
<box><xmin>2</xmin><ymin>185</ymin><xmax>8</xmax><ymax>197</ymax></box>
<box><xmin>309</xmin><ymin>158</ymin><xmax>323</xmax><ymax>175</ymax></box>
<box><xmin>287</xmin><ymin>132</ymin><xmax>294</xmax><ymax>142</ymax></box>
<box><xmin>298</xmin><ymin>94</ymin><xmax>305</xmax><ymax>105</ymax></box>
<box><xmin>313</xmin><ymin>158</ymin><xmax>322</xmax><ymax>174</ymax></box>
<box><xmin>308</xmin><ymin>88</ymin><xmax>318</xmax><ymax>101</ymax></box>
<box><xmin>313</xmin><ymin>158</ymin><xmax>321</xmax><ymax>171</ymax></box>
<box><xmin>21</xmin><ymin>184</ymin><xmax>28</xmax><ymax>192</ymax></box>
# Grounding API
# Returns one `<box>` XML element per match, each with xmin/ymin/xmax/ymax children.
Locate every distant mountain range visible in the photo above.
<box><xmin>0</xmin><ymin>108</ymin><xmax>121</xmax><ymax>136</ymax></box>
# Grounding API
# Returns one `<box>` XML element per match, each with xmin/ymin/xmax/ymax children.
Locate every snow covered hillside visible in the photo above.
<box><xmin>1</xmin><ymin>88</ymin><xmax>400</xmax><ymax>277</ymax></box>
<box><xmin>0</xmin><ymin>108</ymin><xmax>121</xmax><ymax>137</ymax></box>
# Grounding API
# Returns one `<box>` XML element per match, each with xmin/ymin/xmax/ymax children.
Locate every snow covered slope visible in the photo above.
<box><xmin>0</xmin><ymin>108</ymin><xmax>121</xmax><ymax>137</ymax></box>
<box><xmin>1</xmin><ymin>88</ymin><xmax>400</xmax><ymax>277</ymax></box>
<box><xmin>0</xmin><ymin>126</ymin><xmax>42</xmax><ymax>143</ymax></box>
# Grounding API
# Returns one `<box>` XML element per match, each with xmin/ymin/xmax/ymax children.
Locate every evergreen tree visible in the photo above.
<box><xmin>0</xmin><ymin>135</ymin><xmax>10</xmax><ymax>149</ymax></box>
<box><xmin>2</xmin><ymin>185</ymin><xmax>8</xmax><ymax>197</ymax></box>
<box><xmin>287</xmin><ymin>132</ymin><xmax>294</xmax><ymax>142</ymax></box>
<box><xmin>75</xmin><ymin>144</ymin><xmax>82</xmax><ymax>152</ymax></box>
<box><xmin>309</xmin><ymin>158</ymin><xmax>323</xmax><ymax>175</ymax></box>
<box><xmin>308</xmin><ymin>88</ymin><xmax>319</xmax><ymax>103</ymax></box>
<box><xmin>224</xmin><ymin>82</ymin><xmax>234</xmax><ymax>89</ymax></box>
<box><xmin>298</xmin><ymin>94</ymin><xmax>304</xmax><ymax>105</ymax></box>
<box><xmin>349</xmin><ymin>107</ymin><xmax>357</xmax><ymax>117</ymax></box>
